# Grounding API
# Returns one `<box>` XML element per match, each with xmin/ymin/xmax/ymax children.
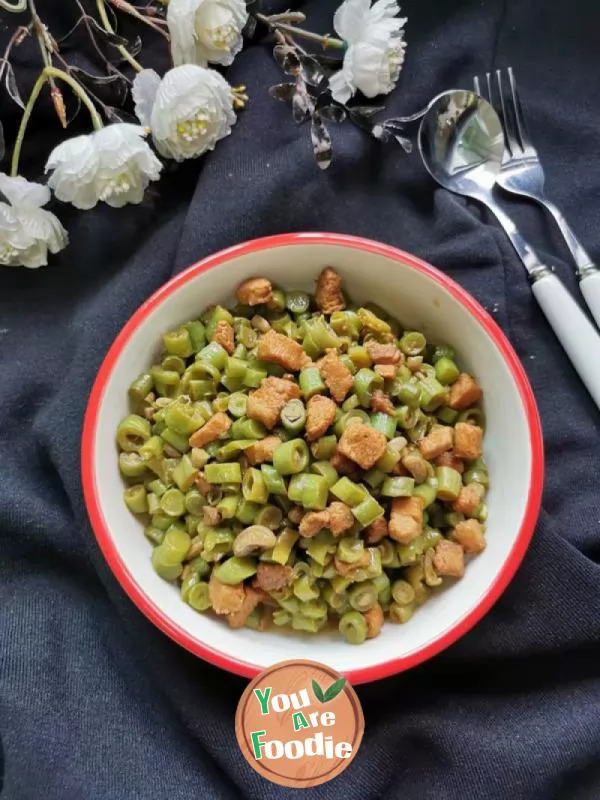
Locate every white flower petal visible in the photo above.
<box><xmin>168</xmin><ymin>0</ymin><xmax>247</xmax><ymax>68</ymax></box>
<box><xmin>0</xmin><ymin>173</ymin><xmax>50</xmax><ymax>208</ymax></box>
<box><xmin>0</xmin><ymin>195</ymin><xmax>68</xmax><ymax>269</ymax></box>
<box><xmin>330</xmin><ymin>0</ymin><xmax>406</xmax><ymax>102</ymax></box>
<box><xmin>329</xmin><ymin>69</ymin><xmax>353</xmax><ymax>105</ymax></box>
<box><xmin>132</xmin><ymin>68</ymin><xmax>162</xmax><ymax>126</ymax></box>
<box><xmin>150</xmin><ymin>65</ymin><xmax>235</xmax><ymax>162</ymax></box>
<box><xmin>15</xmin><ymin>206</ymin><xmax>68</xmax><ymax>254</ymax></box>
<box><xmin>168</xmin><ymin>0</ymin><xmax>201</xmax><ymax>66</ymax></box>
<box><xmin>45</xmin><ymin>123</ymin><xmax>162</xmax><ymax>210</ymax></box>
<box><xmin>333</xmin><ymin>0</ymin><xmax>371</xmax><ymax>44</ymax></box>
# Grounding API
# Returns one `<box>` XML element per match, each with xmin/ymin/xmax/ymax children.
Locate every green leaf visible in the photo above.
<box><xmin>323</xmin><ymin>677</ymin><xmax>347</xmax><ymax>703</ymax></box>
<box><xmin>312</xmin><ymin>679</ymin><xmax>325</xmax><ymax>703</ymax></box>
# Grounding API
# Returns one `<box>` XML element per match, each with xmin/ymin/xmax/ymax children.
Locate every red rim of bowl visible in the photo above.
<box><xmin>81</xmin><ymin>232</ymin><xmax>544</xmax><ymax>685</ymax></box>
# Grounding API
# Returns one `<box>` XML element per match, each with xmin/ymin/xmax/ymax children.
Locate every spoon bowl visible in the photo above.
<box><xmin>418</xmin><ymin>90</ymin><xmax>505</xmax><ymax>200</ymax></box>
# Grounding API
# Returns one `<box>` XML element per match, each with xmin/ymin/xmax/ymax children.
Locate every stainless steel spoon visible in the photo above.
<box><xmin>418</xmin><ymin>89</ymin><xmax>600</xmax><ymax>410</ymax></box>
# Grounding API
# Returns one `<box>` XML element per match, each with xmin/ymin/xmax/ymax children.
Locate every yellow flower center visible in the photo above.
<box><xmin>100</xmin><ymin>173</ymin><xmax>132</xmax><ymax>201</ymax></box>
<box><xmin>209</xmin><ymin>24</ymin><xmax>236</xmax><ymax>50</ymax></box>
<box><xmin>176</xmin><ymin>113</ymin><xmax>209</xmax><ymax>143</ymax></box>
<box><xmin>0</xmin><ymin>244</ymin><xmax>20</xmax><ymax>264</ymax></box>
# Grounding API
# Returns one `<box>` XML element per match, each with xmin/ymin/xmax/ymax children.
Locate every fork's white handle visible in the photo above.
<box><xmin>532</xmin><ymin>273</ymin><xmax>600</xmax><ymax>409</ymax></box>
<box><xmin>579</xmin><ymin>270</ymin><xmax>600</xmax><ymax>330</ymax></box>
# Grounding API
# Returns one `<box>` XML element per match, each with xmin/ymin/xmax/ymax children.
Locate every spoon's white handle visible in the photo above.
<box><xmin>579</xmin><ymin>270</ymin><xmax>600</xmax><ymax>330</ymax></box>
<box><xmin>532</xmin><ymin>272</ymin><xmax>600</xmax><ymax>409</ymax></box>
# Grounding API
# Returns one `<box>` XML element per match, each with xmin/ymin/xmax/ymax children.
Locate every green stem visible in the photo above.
<box><xmin>256</xmin><ymin>13</ymin><xmax>345</xmax><ymax>50</ymax></box>
<box><xmin>11</xmin><ymin>66</ymin><xmax>102</xmax><ymax>177</ymax></box>
<box><xmin>0</xmin><ymin>0</ymin><xmax>26</xmax><ymax>11</ymax></box>
<box><xmin>96</xmin><ymin>0</ymin><xmax>143</xmax><ymax>72</ymax></box>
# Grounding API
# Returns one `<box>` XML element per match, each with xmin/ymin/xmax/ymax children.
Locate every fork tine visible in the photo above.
<box><xmin>507</xmin><ymin>66</ymin><xmax>532</xmax><ymax>152</ymax></box>
<box><xmin>475</xmin><ymin>71</ymin><xmax>511</xmax><ymax>158</ymax></box>
<box><xmin>495</xmin><ymin>69</ymin><xmax>520</xmax><ymax>156</ymax></box>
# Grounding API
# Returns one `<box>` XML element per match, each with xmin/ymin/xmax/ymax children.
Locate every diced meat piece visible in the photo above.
<box><xmin>453</xmin><ymin>519</ymin><xmax>486</xmax><ymax>553</ymax></box>
<box><xmin>299</xmin><ymin>510</ymin><xmax>330</xmax><ymax>537</ymax></box>
<box><xmin>203</xmin><ymin>506</ymin><xmax>221</xmax><ymax>526</ymax></box>
<box><xmin>327</xmin><ymin>502</ymin><xmax>355</xmax><ymax>536</ymax></box>
<box><xmin>254</xmin><ymin>563</ymin><xmax>294</xmax><ymax>592</ymax></box>
<box><xmin>247</xmin><ymin>377</ymin><xmax>301</xmax><ymax>429</ymax></box>
<box><xmin>189</xmin><ymin>412</ymin><xmax>231</xmax><ymax>447</ymax></box>
<box><xmin>364</xmin><ymin>516</ymin><xmax>388</xmax><ymax>545</ymax></box>
<box><xmin>418</xmin><ymin>426</ymin><xmax>454</xmax><ymax>460</ymax></box>
<box><xmin>299</xmin><ymin>502</ymin><xmax>353</xmax><ymax>538</ymax></box>
<box><xmin>212</xmin><ymin>320</ymin><xmax>234</xmax><ymax>354</ymax></box>
<box><xmin>434</xmin><ymin>451</ymin><xmax>465</xmax><ymax>474</ymax></box>
<box><xmin>338</xmin><ymin>422</ymin><xmax>387</xmax><ymax>469</ymax></box>
<box><xmin>389</xmin><ymin>516</ymin><xmax>420</xmax><ymax>544</ymax></box>
<box><xmin>453</xmin><ymin>483</ymin><xmax>483</xmax><ymax>516</ymax></box>
<box><xmin>371</xmin><ymin>390</ymin><xmax>396</xmax><ymax>416</ymax></box>
<box><xmin>393</xmin><ymin>496</ymin><xmax>424</xmax><ymax>526</ymax></box>
<box><xmin>315</xmin><ymin>267</ymin><xmax>345</xmax><ymax>314</ymax></box>
<box><xmin>250</xmin><ymin>585</ymin><xmax>277</xmax><ymax>606</ymax></box>
<box><xmin>306</xmin><ymin>394</ymin><xmax>337</xmax><ymax>441</ymax></box>
<box><xmin>257</xmin><ymin>329</ymin><xmax>311</xmax><ymax>371</ymax></box>
<box><xmin>236</xmin><ymin>277</ymin><xmax>273</xmax><ymax>307</ymax></box>
<box><xmin>391</xmin><ymin>462</ymin><xmax>410</xmax><ymax>476</ymax></box>
<box><xmin>318</xmin><ymin>350</ymin><xmax>353</xmax><ymax>403</ymax></box>
<box><xmin>194</xmin><ymin>473</ymin><xmax>212</xmax><ymax>495</ymax></box>
<box><xmin>401</xmin><ymin>451</ymin><xmax>428</xmax><ymax>482</ymax></box>
<box><xmin>433</xmin><ymin>540</ymin><xmax>465</xmax><ymax>578</ymax></box>
<box><xmin>365</xmin><ymin>341</ymin><xmax>401</xmax><ymax>365</ymax></box>
<box><xmin>363</xmin><ymin>603</ymin><xmax>384</xmax><ymax>639</ymax></box>
<box><xmin>454</xmin><ymin>423</ymin><xmax>483</xmax><ymax>460</ymax></box>
<box><xmin>245</xmin><ymin>435</ymin><xmax>282</xmax><ymax>465</ymax></box>
<box><xmin>374</xmin><ymin>364</ymin><xmax>398</xmax><ymax>381</ymax></box>
<box><xmin>330</xmin><ymin>449</ymin><xmax>358</xmax><ymax>475</ymax></box>
<box><xmin>334</xmin><ymin>550</ymin><xmax>370</xmax><ymax>576</ymax></box>
<box><xmin>208</xmin><ymin>573</ymin><xmax>245</xmax><ymax>615</ymax></box>
<box><xmin>448</xmin><ymin>373</ymin><xmax>483</xmax><ymax>410</ymax></box>
<box><xmin>227</xmin><ymin>586</ymin><xmax>263</xmax><ymax>629</ymax></box>
<box><xmin>389</xmin><ymin>496</ymin><xmax>424</xmax><ymax>544</ymax></box>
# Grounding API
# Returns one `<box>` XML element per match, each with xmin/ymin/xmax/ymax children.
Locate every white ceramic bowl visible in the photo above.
<box><xmin>82</xmin><ymin>233</ymin><xmax>543</xmax><ymax>683</ymax></box>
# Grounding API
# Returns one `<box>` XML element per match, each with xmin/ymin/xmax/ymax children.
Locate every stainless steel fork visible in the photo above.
<box><xmin>474</xmin><ymin>67</ymin><xmax>600</xmax><ymax>327</ymax></box>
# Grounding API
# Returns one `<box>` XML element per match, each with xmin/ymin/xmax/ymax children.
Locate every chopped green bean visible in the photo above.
<box><xmin>117</xmin><ymin>414</ymin><xmax>151</xmax><ymax>453</ymax></box>
<box><xmin>299</xmin><ymin>366</ymin><xmax>326</xmax><ymax>399</ymax></box>
<box><xmin>163</xmin><ymin>328</ymin><xmax>193</xmax><ymax>358</ymax></box>
<box><xmin>213</xmin><ymin>556</ymin><xmax>257</xmax><ymax>585</ymax></box>
<box><xmin>281</xmin><ymin>399</ymin><xmax>307</xmax><ymax>434</ymax></box>
<box><xmin>204</xmin><ymin>462</ymin><xmax>242</xmax><ymax>484</ymax></box>
<box><xmin>381</xmin><ymin>476</ymin><xmax>415</xmax><ymax>497</ymax></box>
<box><xmin>124</xmin><ymin>485</ymin><xmax>147</xmax><ymax>514</ymax></box>
<box><xmin>310</xmin><ymin>435</ymin><xmax>338</xmax><ymax>460</ymax></box>
<box><xmin>339</xmin><ymin>610</ymin><xmax>368</xmax><ymax>644</ymax></box>
<box><xmin>230</xmin><ymin>417</ymin><xmax>267</xmax><ymax>440</ymax></box>
<box><xmin>273</xmin><ymin>439</ymin><xmax>310</xmax><ymax>475</ymax></box>
<box><xmin>435</xmin><ymin>466</ymin><xmax>462</xmax><ymax>501</ymax></box>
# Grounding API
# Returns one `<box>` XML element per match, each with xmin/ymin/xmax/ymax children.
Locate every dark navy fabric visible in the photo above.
<box><xmin>1</xmin><ymin>1</ymin><xmax>600</xmax><ymax>798</ymax></box>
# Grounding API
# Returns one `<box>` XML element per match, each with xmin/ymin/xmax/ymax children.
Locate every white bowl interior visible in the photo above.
<box><xmin>91</xmin><ymin>239</ymin><xmax>532</xmax><ymax>677</ymax></box>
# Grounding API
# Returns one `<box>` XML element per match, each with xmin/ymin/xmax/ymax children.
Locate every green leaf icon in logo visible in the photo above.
<box><xmin>312</xmin><ymin>676</ymin><xmax>347</xmax><ymax>703</ymax></box>
<box><xmin>312</xmin><ymin>679</ymin><xmax>325</xmax><ymax>703</ymax></box>
<box><xmin>323</xmin><ymin>677</ymin><xmax>347</xmax><ymax>702</ymax></box>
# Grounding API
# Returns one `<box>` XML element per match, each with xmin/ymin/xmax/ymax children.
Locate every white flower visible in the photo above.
<box><xmin>133</xmin><ymin>66</ymin><xmax>236</xmax><ymax>162</ymax></box>
<box><xmin>45</xmin><ymin>124</ymin><xmax>163</xmax><ymax>210</ymax></box>
<box><xmin>0</xmin><ymin>174</ymin><xmax>68</xmax><ymax>269</ymax></box>
<box><xmin>330</xmin><ymin>0</ymin><xmax>407</xmax><ymax>104</ymax></box>
<box><xmin>167</xmin><ymin>0</ymin><xmax>248</xmax><ymax>67</ymax></box>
